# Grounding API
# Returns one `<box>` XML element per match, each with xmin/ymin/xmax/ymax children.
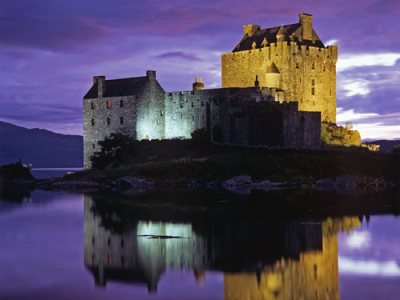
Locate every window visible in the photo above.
<box><xmin>107</xmin><ymin>101</ymin><xmax>111</xmax><ymax>108</ymax></box>
<box><xmin>192</xmin><ymin>116</ymin><xmax>194</xmax><ymax>121</ymax></box>
<box><xmin>192</xmin><ymin>101</ymin><xmax>195</xmax><ymax>107</ymax></box>
<box><xmin>312</xmin><ymin>79</ymin><xmax>315</xmax><ymax>86</ymax></box>
<box><xmin>107</xmin><ymin>117</ymin><xmax>110</xmax><ymax>125</ymax></box>
<box><xmin>312</xmin><ymin>63</ymin><xmax>315</xmax><ymax>69</ymax></box>
<box><xmin>91</xmin><ymin>119</ymin><xmax>95</xmax><ymax>126</ymax></box>
<box><xmin>121</xmin><ymin>239</ymin><xmax>125</xmax><ymax>247</ymax></box>
<box><xmin>120</xmin><ymin>117</ymin><xmax>123</xmax><ymax>125</ymax></box>
<box><xmin>312</xmin><ymin>88</ymin><xmax>315</xmax><ymax>95</ymax></box>
<box><xmin>92</xmin><ymin>144</ymin><xmax>95</xmax><ymax>149</ymax></box>
<box><xmin>160</xmin><ymin>110</ymin><xmax>163</xmax><ymax>116</ymax></box>
<box><xmin>296</xmin><ymin>63</ymin><xmax>299</xmax><ymax>69</ymax></box>
<box><xmin>91</xmin><ymin>102</ymin><xmax>95</xmax><ymax>109</ymax></box>
<box><xmin>120</xmin><ymin>100</ymin><xmax>123</xmax><ymax>107</ymax></box>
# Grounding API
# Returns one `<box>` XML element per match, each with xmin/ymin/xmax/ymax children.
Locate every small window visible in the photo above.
<box><xmin>108</xmin><ymin>238</ymin><xmax>111</xmax><ymax>245</ymax></box>
<box><xmin>120</xmin><ymin>100</ymin><xmax>123</xmax><ymax>107</ymax></box>
<box><xmin>121</xmin><ymin>239</ymin><xmax>124</xmax><ymax>247</ymax></box>
<box><xmin>108</xmin><ymin>254</ymin><xmax>111</xmax><ymax>266</ymax></box>
<box><xmin>312</xmin><ymin>63</ymin><xmax>315</xmax><ymax>69</ymax></box>
<box><xmin>312</xmin><ymin>79</ymin><xmax>315</xmax><ymax>86</ymax></box>
<box><xmin>91</xmin><ymin>102</ymin><xmax>95</xmax><ymax>109</ymax></box>
<box><xmin>120</xmin><ymin>117</ymin><xmax>123</xmax><ymax>125</ymax></box>
<box><xmin>160</xmin><ymin>110</ymin><xmax>163</xmax><ymax>116</ymax></box>
<box><xmin>311</xmin><ymin>88</ymin><xmax>315</xmax><ymax>95</ymax></box>
<box><xmin>192</xmin><ymin>116</ymin><xmax>194</xmax><ymax>121</ymax></box>
<box><xmin>107</xmin><ymin>101</ymin><xmax>111</xmax><ymax>108</ymax></box>
<box><xmin>300</xmin><ymin>78</ymin><xmax>302</xmax><ymax>83</ymax></box>
<box><xmin>91</xmin><ymin>119</ymin><xmax>95</xmax><ymax>126</ymax></box>
<box><xmin>296</xmin><ymin>63</ymin><xmax>299</xmax><ymax>69</ymax></box>
<box><xmin>92</xmin><ymin>144</ymin><xmax>95</xmax><ymax>149</ymax></box>
<box><xmin>107</xmin><ymin>117</ymin><xmax>110</xmax><ymax>125</ymax></box>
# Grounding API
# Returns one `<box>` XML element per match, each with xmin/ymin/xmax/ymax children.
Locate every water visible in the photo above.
<box><xmin>30</xmin><ymin>168</ymin><xmax>83</xmax><ymax>179</ymax></box>
<box><xmin>0</xmin><ymin>187</ymin><xmax>399</xmax><ymax>300</ymax></box>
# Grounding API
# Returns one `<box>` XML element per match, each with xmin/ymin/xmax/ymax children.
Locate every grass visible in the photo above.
<box><xmin>64</xmin><ymin>140</ymin><xmax>400</xmax><ymax>184</ymax></box>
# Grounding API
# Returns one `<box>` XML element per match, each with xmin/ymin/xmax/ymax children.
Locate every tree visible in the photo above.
<box><xmin>190</xmin><ymin>128</ymin><xmax>209</xmax><ymax>147</ymax></box>
<box><xmin>392</xmin><ymin>145</ymin><xmax>400</xmax><ymax>153</ymax></box>
<box><xmin>90</xmin><ymin>133</ymin><xmax>137</xmax><ymax>170</ymax></box>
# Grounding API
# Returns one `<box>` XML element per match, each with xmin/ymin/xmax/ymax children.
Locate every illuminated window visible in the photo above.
<box><xmin>91</xmin><ymin>102</ymin><xmax>95</xmax><ymax>109</ymax></box>
<box><xmin>91</xmin><ymin>119</ymin><xmax>95</xmax><ymax>126</ymax></box>
<box><xmin>107</xmin><ymin>117</ymin><xmax>110</xmax><ymax>125</ymax></box>
<box><xmin>108</xmin><ymin>254</ymin><xmax>112</xmax><ymax>266</ymax></box>
<box><xmin>107</xmin><ymin>101</ymin><xmax>111</xmax><ymax>108</ymax></box>
<box><xmin>120</xmin><ymin>117</ymin><xmax>123</xmax><ymax>125</ymax></box>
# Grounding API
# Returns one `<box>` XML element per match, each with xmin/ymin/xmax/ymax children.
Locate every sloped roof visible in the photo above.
<box><xmin>84</xmin><ymin>77</ymin><xmax>148</xmax><ymax>99</ymax></box>
<box><xmin>233</xmin><ymin>23</ymin><xmax>325</xmax><ymax>52</ymax></box>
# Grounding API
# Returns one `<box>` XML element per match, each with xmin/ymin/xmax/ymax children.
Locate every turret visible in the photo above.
<box><xmin>265</xmin><ymin>63</ymin><xmax>280</xmax><ymax>88</ymax></box>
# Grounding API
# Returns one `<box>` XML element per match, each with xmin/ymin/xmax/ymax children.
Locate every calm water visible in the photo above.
<box><xmin>0</xmin><ymin>187</ymin><xmax>399</xmax><ymax>300</ymax></box>
<box><xmin>31</xmin><ymin>168</ymin><xmax>83</xmax><ymax>179</ymax></box>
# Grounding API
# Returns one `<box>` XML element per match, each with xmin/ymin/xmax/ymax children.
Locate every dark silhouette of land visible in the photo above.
<box><xmin>0</xmin><ymin>121</ymin><xmax>83</xmax><ymax>167</ymax></box>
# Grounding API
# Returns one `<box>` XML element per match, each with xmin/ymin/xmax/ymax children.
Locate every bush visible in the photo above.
<box><xmin>90</xmin><ymin>133</ymin><xmax>137</xmax><ymax>170</ymax></box>
<box><xmin>392</xmin><ymin>145</ymin><xmax>400</xmax><ymax>153</ymax></box>
<box><xmin>0</xmin><ymin>162</ymin><xmax>34</xmax><ymax>180</ymax></box>
<box><xmin>190</xmin><ymin>128</ymin><xmax>209</xmax><ymax>147</ymax></box>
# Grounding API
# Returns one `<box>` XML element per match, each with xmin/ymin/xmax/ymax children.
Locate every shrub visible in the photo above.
<box><xmin>190</xmin><ymin>128</ymin><xmax>209</xmax><ymax>147</ymax></box>
<box><xmin>392</xmin><ymin>145</ymin><xmax>400</xmax><ymax>153</ymax></box>
<box><xmin>90</xmin><ymin>133</ymin><xmax>137</xmax><ymax>170</ymax></box>
<box><xmin>0</xmin><ymin>162</ymin><xmax>34</xmax><ymax>180</ymax></box>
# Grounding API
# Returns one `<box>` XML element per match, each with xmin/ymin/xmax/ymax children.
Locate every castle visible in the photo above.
<box><xmin>83</xmin><ymin>14</ymin><xmax>336</xmax><ymax>169</ymax></box>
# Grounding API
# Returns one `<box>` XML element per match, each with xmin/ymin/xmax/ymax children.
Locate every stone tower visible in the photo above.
<box><xmin>221</xmin><ymin>14</ymin><xmax>338</xmax><ymax>123</ymax></box>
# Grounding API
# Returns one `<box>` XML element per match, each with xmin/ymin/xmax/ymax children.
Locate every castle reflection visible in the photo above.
<box><xmin>84</xmin><ymin>194</ymin><xmax>361</xmax><ymax>299</ymax></box>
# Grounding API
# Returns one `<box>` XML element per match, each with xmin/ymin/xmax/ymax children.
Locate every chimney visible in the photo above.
<box><xmin>243</xmin><ymin>24</ymin><xmax>260</xmax><ymax>37</ymax></box>
<box><xmin>299</xmin><ymin>13</ymin><xmax>313</xmax><ymax>41</ymax></box>
<box><xmin>93</xmin><ymin>76</ymin><xmax>106</xmax><ymax>98</ymax></box>
<box><xmin>193</xmin><ymin>77</ymin><xmax>205</xmax><ymax>91</ymax></box>
<box><xmin>146</xmin><ymin>70</ymin><xmax>156</xmax><ymax>81</ymax></box>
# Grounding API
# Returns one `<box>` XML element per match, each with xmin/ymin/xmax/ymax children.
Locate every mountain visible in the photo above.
<box><xmin>0</xmin><ymin>121</ymin><xmax>83</xmax><ymax>167</ymax></box>
<box><xmin>364</xmin><ymin>140</ymin><xmax>400</xmax><ymax>152</ymax></box>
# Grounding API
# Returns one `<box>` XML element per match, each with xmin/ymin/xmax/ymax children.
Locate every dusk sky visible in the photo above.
<box><xmin>1</xmin><ymin>0</ymin><xmax>399</xmax><ymax>140</ymax></box>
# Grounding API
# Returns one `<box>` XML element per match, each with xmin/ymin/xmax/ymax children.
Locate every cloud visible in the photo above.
<box><xmin>154</xmin><ymin>51</ymin><xmax>202</xmax><ymax>61</ymax></box>
<box><xmin>337</xmin><ymin>53</ymin><xmax>400</xmax><ymax>72</ymax></box>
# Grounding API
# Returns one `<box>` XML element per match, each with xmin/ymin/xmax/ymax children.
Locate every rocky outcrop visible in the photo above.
<box><xmin>114</xmin><ymin>176</ymin><xmax>153</xmax><ymax>192</ymax></box>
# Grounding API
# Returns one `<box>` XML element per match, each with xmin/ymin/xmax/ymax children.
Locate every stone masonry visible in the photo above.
<box><xmin>221</xmin><ymin>14</ymin><xmax>337</xmax><ymax>123</ymax></box>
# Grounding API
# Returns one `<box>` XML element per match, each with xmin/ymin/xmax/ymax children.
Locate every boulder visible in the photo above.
<box><xmin>222</xmin><ymin>175</ymin><xmax>252</xmax><ymax>187</ymax></box>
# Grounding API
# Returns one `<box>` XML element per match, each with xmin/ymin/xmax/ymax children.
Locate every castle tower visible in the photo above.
<box><xmin>221</xmin><ymin>14</ymin><xmax>338</xmax><ymax>123</ymax></box>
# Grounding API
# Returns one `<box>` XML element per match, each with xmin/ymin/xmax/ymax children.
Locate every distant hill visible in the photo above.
<box><xmin>364</xmin><ymin>140</ymin><xmax>400</xmax><ymax>152</ymax></box>
<box><xmin>0</xmin><ymin>121</ymin><xmax>83</xmax><ymax>167</ymax></box>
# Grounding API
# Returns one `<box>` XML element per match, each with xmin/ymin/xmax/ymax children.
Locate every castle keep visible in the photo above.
<box><xmin>83</xmin><ymin>14</ymin><xmax>331</xmax><ymax>169</ymax></box>
<box><xmin>222</xmin><ymin>14</ymin><xmax>338</xmax><ymax>123</ymax></box>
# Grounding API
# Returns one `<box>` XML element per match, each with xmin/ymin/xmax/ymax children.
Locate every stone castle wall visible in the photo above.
<box><xmin>221</xmin><ymin>42</ymin><xmax>338</xmax><ymax>123</ymax></box>
<box><xmin>83</xmin><ymin>94</ymin><xmax>137</xmax><ymax>169</ymax></box>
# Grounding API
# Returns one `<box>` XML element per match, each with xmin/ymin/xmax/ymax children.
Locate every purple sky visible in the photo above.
<box><xmin>1</xmin><ymin>0</ymin><xmax>399</xmax><ymax>140</ymax></box>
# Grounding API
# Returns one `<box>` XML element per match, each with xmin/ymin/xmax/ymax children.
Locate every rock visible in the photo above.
<box><xmin>316</xmin><ymin>178</ymin><xmax>335</xmax><ymax>187</ymax></box>
<box><xmin>115</xmin><ymin>176</ymin><xmax>153</xmax><ymax>191</ymax></box>
<box><xmin>50</xmin><ymin>181</ymin><xmax>100</xmax><ymax>189</ymax></box>
<box><xmin>222</xmin><ymin>175</ymin><xmax>252</xmax><ymax>187</ymax></box>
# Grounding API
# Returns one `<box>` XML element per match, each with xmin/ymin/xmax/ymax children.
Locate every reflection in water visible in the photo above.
<box><xmin>84</xmin><ymin>194</ymin><xmax>361</xmax><ymax>299</ymax></box>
